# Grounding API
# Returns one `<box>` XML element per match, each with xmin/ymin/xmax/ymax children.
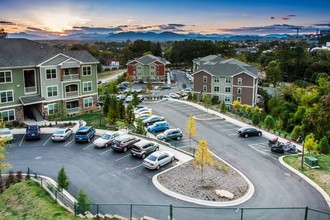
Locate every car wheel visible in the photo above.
<box><xmin>244</xmin><ymin>134</ymin><xmax>248</xmax><ymax>138</ymax></box>
<box><xmin>156</xmin><ymin>165</ymin><xmax>161</xmax><ymax>170</ymax></box>
<box><xmin>177</xmin><ymin>136</ymin><xmax>181</xmax><ymax>140</ymax></box>
<box><xmin>87</xmin><ymin>137</ymin><xmax>91</xmax><ymax>143</ymax></box>
<box><xmin>141</xmin><ymin>154</ymin><xmax>146</xmax><ymax>159</ymax></box>
<box><xmin>258</xmin><ymin>132</ymin><xmax>262</xmax><ymax>136</ymax></box>
<box><xmin>105</xmin><ymin>143</ymin><xmax>109</xmax><ymax>148</ymax></box>
<box><xmin>155</xmin><ymin>147</ymin><xmax>159</xmax><ymax>151</ymax></box>
<box><xmin>123</xmin><ymin>147</ymin><xmax>128</xmax><ymax>152</ymax></box>
<box><xmin>171</xmin><ymin>157</ymin><xmax>175</xmax><ymax>162</ymax></box>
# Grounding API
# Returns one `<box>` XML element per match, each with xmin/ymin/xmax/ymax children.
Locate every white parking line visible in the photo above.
<box><xmin>218</xmin><ymin>128</ymin><xmax>238</xmax><ymax>132</ymax></box>
<box><xmin>19</xmin><ymin>135</ymin><xmax>25</xmax><ymax>147</ymax></box>
<box><xmin>64</xmin><ymin>139</ymin><xmax>75</xmax><ymax>147</ymax></box>
<box><xmin>248</xmin><ymin>144</ymin><xmax>277</xmax><ymax>161</ymax></box>
<box><xmin>130</xmin><ymin>164</ymin><xmax>143</xmax><ymax>170</ymax></box>
<box><xmin>115</xmin><ymin>154</ymin><xmax>131</xmax><ymax>162</ymax></box>
<box><xmin>100</xmin><ymin>149</ymin><xmax>112</xmax><ymax>155</ymax></box>
<box><xmin>83</xmin><ymin>144</ymin><xmax>94</xmax><ymax>150</ymax></box>
<box><xmin>43</xmin><ymin>137</ymin><xmax>52</xmax><ymax>146</ymax></box>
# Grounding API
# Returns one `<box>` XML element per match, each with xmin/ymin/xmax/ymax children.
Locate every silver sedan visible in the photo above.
<box><xmin>143</xmin><ymin>151</ymin><xmax>175</xmax><ymax>170</ymax></box>
<box><xmin>51</xmin><ymin>128</ymin><xmax>73</xmax><ymax>141</ymax></box>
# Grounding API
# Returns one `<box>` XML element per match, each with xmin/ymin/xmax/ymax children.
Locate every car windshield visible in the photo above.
<box><xmin>28</xmin><ymin>129</ymin><xmax>39</xmax><ymax>132</ymax></box>
<box><xmin>76</xmin><ymin>131</ymin><xmax>87</xmax><ymax>135</ymax></box>
<box><xmin>147</xmin><ymin>155</ymin><xmax>158</xmax><ymax>161</ymax></box>
<box><xmin>54</xmin><ymin>130</ymin><xmax>64</xmax><ymax>134</ymax></box>
<box><xmin>101</xmin><ymin>134</ymin><xmax>111</xmax><ymax>140</ymax></box>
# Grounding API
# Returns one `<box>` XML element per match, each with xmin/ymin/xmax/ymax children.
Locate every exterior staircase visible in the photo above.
<box><xmin>30</xmin><ymin>105</ymin><xmax>44</xmax><ymax>121</ymax></box>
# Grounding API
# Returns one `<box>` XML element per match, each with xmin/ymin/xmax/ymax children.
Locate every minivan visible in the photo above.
<box><xmin>75</xmin><ymin>126</ymin><xmax>95</xmax><ymax>143</ymax></box>
<box><xmin>147</xmin><ymin>121</ymin><xmax>169</xmax><ymax>133</ymax></box>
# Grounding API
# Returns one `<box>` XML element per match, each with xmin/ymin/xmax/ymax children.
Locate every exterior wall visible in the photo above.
<box><xmin>211</xmin><ymin>76</ymin><xmax>233</xmax><ymax>104</ymax></box>
<box><xmin>42</xmin><ymin>55</ymin><xmax>67</xmax><ymax>66</ymax></box>
<box><xmin>0</xmin><ymin>105</ymin><xmax>24</xmax><ymax>123</ymax></box>
<box><xmin>40</xmin><ymin>66</ymin><xmax>62</xmax><ymax>100</ymax></box>
<box><xmin>232</xmin><ymin>73</ymin><xmax>256</xmax><ymax>106</ymax></box>
<box><xmin>127</xmin><ymin>61</ymin><xmax>138</xmax><ymax>77</ymax></box>
<box><xmin>193</xmin><ymin>71</ymin><xmax>212</xmax><ymax>94</ymax></box>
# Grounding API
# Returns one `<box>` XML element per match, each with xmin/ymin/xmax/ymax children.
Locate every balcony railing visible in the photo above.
<box><xmin>25</xmin><ymin>86</ymin><xmax>36</xmax><ymax>93</ymax></box>
<box><xmin>67</xmin><ymin>107</ymin><xmax>80</xmax><ymax>114</ymax></box>
<box><xmin>66</xmin><ymin>91</ymin><xmax>79</xmax><ymax>98</ymax></box>
<box><xmin>63</xmin><ymin>74</ymin><xmax>79</xmax><ymax>81</ymax></box>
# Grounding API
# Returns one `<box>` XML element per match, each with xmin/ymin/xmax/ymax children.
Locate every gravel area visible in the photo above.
<box><xmin>157</xmin><ymin>159</ymin><xmax>249</xmax><ymax>202</ymax></box>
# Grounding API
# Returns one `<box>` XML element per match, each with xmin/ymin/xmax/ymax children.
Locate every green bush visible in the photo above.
<box><xmin>251</xmin><ymin>113</ymin><xmax>260</xmax><ymax>125</ymax></box>
<box><xmin>319</xmin><ymin>136</ymin><xmax>330</xmax><ymax>154</ymax></box>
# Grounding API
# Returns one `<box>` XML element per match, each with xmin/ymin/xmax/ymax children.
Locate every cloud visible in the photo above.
<box><xmin>287</xmin><ymin>14</ymin><xmax>297</xmax><ymax>17</ymax></box>
<box><xmin>242</xmin><ymin>14</ymin><xmax>252</xmax><ymax>18</ymax></box>
<box><xmin>218</xmin><ymin>24</ymin><xmax>306</xmax><ymax>34</ymax></box>
<box><xmin>157</xmin><ymin>24</ymin><xmax>186</xmax><ymax>30</ymax></box>
<box><xmin>72</xmin><ymin>26</ymin><xmax>123</xmax><ymax>33</ymax></box>
<box><xmin>0</xmin><ymin>20</ymin><xmax>15</xmax><ymax>25</ymax></box>
<box><xmin>268</xmin><ymin>16</ymin><xmax>275</xmax><ymax>20</ymax></box>
<box><xmin>280</xmin><ymin>17</ymin><xmax>290</xmax><ymax>20</ymax></box>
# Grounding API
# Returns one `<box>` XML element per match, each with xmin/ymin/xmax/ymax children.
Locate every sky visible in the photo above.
<box><xmin>1</xmin><ymin>0</ymin><xmax>330</xmax><ymax>37</ymax></box>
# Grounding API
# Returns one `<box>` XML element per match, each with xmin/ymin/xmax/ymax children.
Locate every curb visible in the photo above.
<box><xmin>279</xmin><ymin>156</ymin><xmax>330</xmax><ymax>209</ymax></box>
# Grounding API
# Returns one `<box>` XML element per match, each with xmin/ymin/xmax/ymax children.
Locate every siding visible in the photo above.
<box><xmin>193</xmin><ymin>71</ymin><xmax>212</xmax><ymax>93</ymax></box>
<box><xmin>232</xmin><ymin>73</ymin><xmax>256</xmax><ymax>105</ymax></box>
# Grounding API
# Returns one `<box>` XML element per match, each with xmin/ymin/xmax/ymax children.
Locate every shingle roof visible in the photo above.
<box><xmin>193</xmin><ymin>54</ymin><xmax>224</xmax><ymax>64</ymax></box>
<box><xmin>19</xmin><ymin>95</ymin><xmax>46</xmax><ymax>105</ymax></box>
<box><xmin>0</xmin><ymin>38</ymin><xmax>98</xmax><ymax>68</ymax></box>
<box><xmin>128</xmin><ymin>54</ymin><xmax>168</xmax><ymax>65</ymax></box>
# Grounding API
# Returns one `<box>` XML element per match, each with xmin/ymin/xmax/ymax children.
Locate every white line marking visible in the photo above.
<box><xmin>19</xmin><ymin>135</ymin><xmax>25</xmax><ymax>147</ymax></box>
<box><xmin>43</xmin><ymin>137</ymin><xmax>52</xmax><ymax>146</ymax></box>
<box><xmin>130</xmin><ymin>164</ymin><xmax>143</xmax><ymax>170</ymax></box>
<box><xmin>115</xmin><ymin>154</ymin><xmax>131</xmax><ymax>161</ymax></box>
<box><xmin>248</xmin><ymin>144</ymin><xmax>277</xmax><ymax>161</ymax></box>
<box><xmin>100</xmin><ymin>149</ymin><xmax>112</xmax><ymax>155</ymax></box>
<box><xmin>83</xmin><ymin>144</ymin><xmax>94</xmax><ymax>150</ymax></box>
<box><xmin>218</xmin><ymin>128</ymin><xmax>238</xmax><ymax>132</ymax></box>
<box><xmin>64</xmin><ymin>139</ymin><xmax>75</xmax><ymax>147</ymax></box>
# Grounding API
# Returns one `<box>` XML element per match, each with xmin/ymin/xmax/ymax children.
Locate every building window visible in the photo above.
<box><xmin>46</xmin><ymin>69</ymin><xmax>56</xmax><ymax>79</ymax></box>
<box><xmin>137</xmin><ymin>66</ymin><xmax>142</xmax><ymax>70</ymax></box>
<box><xmin>48</xmin><ymin>103</ymin><xmax>58</xmax><ymax>115</ymax></box>
<box><xmin>0</xmin><ymin>71</ymin><xmax>12</xmax><ymax>83</ymax></box>
<box><xmin>238</xmin><ymin>78</ymin><xmax>242</xmax><ymax>85</ymax></box>
<box><xmin>203</xmin><ymin>76</ymin><xmax>207</xmax><ymax>82</ymax></box>
<box><xmin>0</xmin><ymin>90</ymin><xmax>13</xmax><ymax>103</ymax></box>
<box><xmin>225</xmin><ymin>77</ymin><xmax>231</xmax><ymax>84</ymax></box>
<box><xmin>214</xmin><ymin>86</ymin><xmax>219</xmax><ymax>92</ymax></box>
<box><xmin>237</xmin><ymin>97</ymin><xmax>241</xmax><ymax>102</ymax></box>
<box><xmin>237</xmin><ymin>87</ymin><xmax>242</xmax><ymax>94</ymax></box>
<box><xmin>82</xmin><ymin>66</ymin><xmax>91</xmax><ymax>76</ymax></box>
<box><xmin>150</xmin><ymin>66</ymin><xmax>155</xmax><ymax>70</ymax></box>
<box><xmin>83</xmin><ymin>81</ymin><xmax>92</xmax><ymax>92</ymax></box>
<box><xmin>214</xmin><ymin>76</ymin><xmax>219</xmax><ymax>83</ymax></box>
<box><xmin>225</xmin><ymin>87</ymin><xmax>231</xmax><ymax>93</ymax></box>
<box><xmin>225</xmin><ymin>96</ymin><xmax>230</xmax><ymax>102</ymax></box>
<box><xmin>203</xmin><ymin>85</ymin><xmax>207</xmax><ymax>91</ymax></box>
<box><xmin>0</xmin><ymin>109</ymin><xmax>15</xmax><ymax>121</ymax></box>
<box><xmin>47</xmin><ymin>86</ymin><xmax>58</xmax><ymax>97</ymax></box>
<box><xmin>84</xmin><ymin>97</ymin><xmax>93</xmax><ymax>108</ymax></box>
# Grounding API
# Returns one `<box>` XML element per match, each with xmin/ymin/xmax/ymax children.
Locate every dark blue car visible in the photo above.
<box><xmin>25</xmin><ymin>125</ymin><xmax>41</xmax><ymax>140</ymax></box>
<box><xmin>75</xmin><ymin>126</ymin><xmax>95</xmax><ymax>143</ymax></box>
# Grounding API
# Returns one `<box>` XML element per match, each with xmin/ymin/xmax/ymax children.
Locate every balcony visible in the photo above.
<box><xmin>25</xmin><ymin>86</ymin><xmax>36</xmax><ymax>93</ymax></box>
<box><xmin>63</xmin><ymin>74</ymin><xmax>79</xmax><ymax>81</ymax></box>
<box><xmin>66</xmin><ymin>91</ymin><xmax>79</xmax><ymax>98</ymax></box>
<box><xmin>67</xmin><ymin>107</ymin><xmax>80</xmax><ymax>114</ymax></box>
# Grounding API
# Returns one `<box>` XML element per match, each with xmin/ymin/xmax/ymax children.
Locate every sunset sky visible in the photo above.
<box><xmin>1</xmin><ymin>0</ymin><xmax>330</xmax><ymax>37</ymax></box>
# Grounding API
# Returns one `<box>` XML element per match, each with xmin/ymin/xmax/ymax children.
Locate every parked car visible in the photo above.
<box><xmin>93</xmin><ymin>131</ymin><xmax>122</xmax><ymax>148</ymax></box>
<box><xmin>51</xmin><ymin>128</ymin><xmax>73</xmax><ymax>141</ymax></box>
<box><xmin>112</xmin><ymin>134</ymin><xmax>141</xmax><ymax>152</ymax></box>
<box><xmin>142</xmin><ymin>115</ymin><xmax>165</xmax><ymax>126</ymax></box>
<box><xmin>75</xmin><ymin>126</ymin><xmax>95</xmax><ymax>143</ymax></box>
<box><xmin>25</xmin><ymin>125</ymin><xmax>41</xmax><ymax>140</ymax></box>
<box><xmin>125</xmin><ymin>95</ymin><xmax>133</xmax><ymax>103</ymax></box>
<box><xmin>116</xmin><ymin>95</ymin><xmax>125</xmax><ymax>101</ymax></box>
<box><xmin>143</xmin><ymin>151</ymin><xmax>175</xmax><ymax>170</ymax></box>
<box><xmin>0</xmin><ymin>128</ymin><xmax>14</xmax><ymax>143</ymax></box>
<box><xmin>133</xmin><ymin>107</ymin><xmax>149</xmax><ymax>114</ymax></box>
<box><xmin>134</xmin><ymin>105</ymin><xmax>146</xmax><ymax>112</ymax></box>
<box><xmin>156</xmin><ymin>128</ymin><xmax>183</xmax><ymax>141</ymax></box>
<box><xmin>147</xmin><ymin>121</ymin><xmax>169</xmax><ymax>133</ymax></box>
<box><xmin>169</xmin><ymin>93</ymin><xmax>180</xmax><ymax>99</ymax></box>
<box><xmin>131</xmin><ymin>140</ymin><xmax>159</xmax><ymax>159</ymax></box>
<box><xmin>118</xmin><ymin>84</ymin><xmax>127</xmax><ymax>90</ymax></box>
<box><xmin>237</xmin><ymin>127</ymin><xmax>262</xmax><ymax>138</ymax></box>
<box><xmin>138</xmin><ymin>114</ymin><xmax>151</xmax><ymax>121</ymax></box>
<box><xmin>136</xmin><ymin>109</ymin><xmax>152</xmax><ymax>118</ymax></box>
<box><xmin>161</xmin><ymin>84</ymin><xmax>171</xmax><ymax>90</ymax></box>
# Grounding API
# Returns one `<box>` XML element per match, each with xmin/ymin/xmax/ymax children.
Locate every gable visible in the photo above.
<box><xmin>59</xmin><ymin>58</ymin><xmax>81</xmax><ymax>68</ymax></box>
<box><xmin>192</xmin><ymin>69</ymin><xmax>213</xmax><ymax>77</ymax></box>
<box><xmin>40</xmin><ymin>54</ymin><xmax>69</xmax><ymax>66</ymax></box>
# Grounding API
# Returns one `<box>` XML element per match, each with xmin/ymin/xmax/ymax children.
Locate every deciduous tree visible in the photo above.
<box><xmin>186</xmin><ymin>115</ymin><xmax>196</xmax><ymax>149</ymax></box>
<box><xmin>194</xmin><ymin>139</ymin><xmax>214</xmax><ymax>180</ymax></box>
<box><xmin>304</xmin><ymin>134</ymin><xmax>318</xmax><ymax>154</ymax></box>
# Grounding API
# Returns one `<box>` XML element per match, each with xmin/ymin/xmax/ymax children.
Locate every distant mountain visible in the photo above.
<box><xmin>8</xmin><ymin>31</ymin><xmax>291</xmax><ymax>42</ymax></box>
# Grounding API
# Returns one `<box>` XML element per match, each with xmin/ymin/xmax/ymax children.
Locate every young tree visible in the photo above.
<box><xmin>291</xmin><ymin>125</ymin><xmax>304</xmax><ymax>141</ymax></box>
<box><xmin>194</xmin><ymin>139</ymin><xmax>214</xmax><ymax>180</ymax></box>
<box><xmin>132</xmin><ymin>92</ymin><xmax>139</xmax><ymax>107</ymax></box>
<box><xmin>49</xmin><ymin>101</ymin><xmax>67</xmax><ymax>122</ymax></box>
<box><xmin>117</xmin><ymin>99</ymin><xmax>125</xmax><ymax>120</ymax></box>
<box><xmin>203</xmin><ymin>95</ymin><xmax>211</xmax><ymax>112</ymax></box>
<box><xmin>57</xmin><ymin>166</ymin><xmax>70</xmax><ymax>191</ymax></box>
<box><xmin>251</xmin><ymin>113</ymin><xmax>261</xmax><ymax>126</ymax></box>
<box><xmin>304</xmin><ymin>134</ymin><xmax>318</xmax><ymax>154</ymax></box>
<box><xmin>186</xmin><ymin>115</ymin><xmax>196</xmax><ymax>149</ymax></box>
<box><xmin>76</xmin><ymin>189</ymin><xmax>91</xmax><ymax>215</ymax></box>
<box><xmin>108</xmin><ymin>96</ymin><xmax>118</xmax><ymax>125</ymax></box>
<box><xmin>318</xmin><ymin>136</ymin><xmax>330</xmax><ymax>155</ymax></box>
<box><xmin>147</xmin><ymin>79</ymin><xmax>152</xmax><ymax>95</ymax></box>
<box><xmin>192</xmin><ymin>93</ymin><xmax>197</xmax><ymax>102</ymax></box>
<box><xmin>103</xmin><ymin>95</ymin><xmax>111</xmax><ymax>116</ymax></box>
<box><xmin>264</xmin><ymin>115</ymin><xmax>275</xmax><ymax>131</ymax></box>
<box><xmin>220</xmin><ymin>100</ymin><xmax>227</xmax><ymax>113</ymax></box>
<box><xmin>274</xmin><ymin>119</ymin><xmax>284</xmax><ymax>134</ymax></box>
<box><xmin>232</xmin><ymin>100</ymin><xmax>241</xmax><ymax>112</ymax></box>
<box><xmin>133</xmin><ymin>119</ymin><xmax>147</xmax><ymax>136</ymax></box>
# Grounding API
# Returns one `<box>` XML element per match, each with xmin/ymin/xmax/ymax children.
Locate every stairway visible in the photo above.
<box><xmin>30</xmin><ymin>105</ymin><xmax>44</xmax><ymax>121</ymax></box>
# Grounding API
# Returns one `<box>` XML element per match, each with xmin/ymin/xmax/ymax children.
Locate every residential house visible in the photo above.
<box><xmin>192</xmin><ymin>55</ymin><xmax>259</xmax><ymax>107</ymax></box>
<box><xmin>0</xmin><ymin>38</ymin><xmax>99</xmax><ymax>123</ymax></box>
<box><xmin>126</xmin><ymin>54</ymin><xmax>169</xmax><ymax>82</ymax></box>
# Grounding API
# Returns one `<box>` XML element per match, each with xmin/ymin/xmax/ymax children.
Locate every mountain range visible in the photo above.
<box><xmin>8</xmin><ymin>31</ymin><xmax>293</xmax><ymax>42</ymax></box>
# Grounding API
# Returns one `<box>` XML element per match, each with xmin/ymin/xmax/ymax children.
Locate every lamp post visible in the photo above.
<box><xmin>297</xmin><ymin>136</ymin><xmax>304</xmax><ymax>169</ymax></box>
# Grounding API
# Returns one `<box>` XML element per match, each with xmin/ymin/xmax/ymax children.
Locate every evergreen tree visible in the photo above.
<box><xmin>76</xmin><ymin>189</ymin><xmax>91</xmax><ymax>215</ymax></box>
<box><xmin>318</xmin><ymin>136</ymin><xmax>330</xmax><ymax>155</ymax></box>
<box><xmin>132</xmin><ymin>92</ymin><xmax>139</xmax><ymax>107</ymax></box>
<box><xmin>264</xmin><ymin>115</ymin><xmax>275</xmax><ymax>131</ymax></box>
<box><xmin>125</xmin><ymin>104</ymin><xmax>135</xmax><ymax>126</ymax></box>
<box><xmin>117</xmin><ymin>99</ymin><xmax>125</xmax><ymax>120</ymax></box>
<box><xmin>57</xmin><ymin>166</ymin><xmax>70</xmax><ymax>191</ymax></box>
<box><xmin>251</xmin><ymin>113</ymin><xmax>260</xmax><ymax>125</ymax></box>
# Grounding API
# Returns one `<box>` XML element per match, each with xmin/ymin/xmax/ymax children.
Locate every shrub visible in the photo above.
<box><xmin>318</xmin><ymin>136</ymin><xmax>330</xmax><ymax>154</ymax></box>
<box><xmin>5</xmin><ymin>171</ymin><xmax>16</xmax><ymax>188</ymax></box>
<box><xmin>76</xmin><ymin>189</ymin><xmax>91</xmax><ymax>215</ymax></box>
<box><xmin>291</xmin><ymin>125</ymin><xmax>304</xmax><ymax>142</ymax></box>
<box><xmin>222</xmin><ymin>164</ymin><xmax>228</xmax><ymax>173</ymax></box>
<box><xmin>251</xmin><ymin>113</ymin><xmax>260</xmax><ymax>125</ymax></box>
<box><xmin>16</xmin><ymin>171</ymin><xmax>23</xmax><ymax>182</ymax></box>
<box><xmin>211</xmin><ymin>96</ymin><xmax>219</xmax><ymax>105</ymax></box>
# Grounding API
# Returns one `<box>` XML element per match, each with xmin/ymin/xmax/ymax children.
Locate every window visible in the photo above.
<box><xmin>0</xmin><ymin>109</ymin><xmax>15</xmax><ymax>121</ymax></box>
<box><xmin>225</xmin><ymin>77</ymin><xmax>231</xmax><ymax>84</ymax></box>
<box><xmin>237</xmin><ymin>87</ymin><xmax>242</xmax><ymax>94</ymax></box>
<box><xmin>64</xmin><ymin>68</ymin><xmax>77</xmax><ymax>75</ymax></box>
<box><xmin>83</xmin><ymin>82</ymin><xmax>92</xmax><ymax>92</ymax></box>
<box><xmin>214</xmin><ymin>86</ymin><xmax>219</xmax><ymax>92</ymax></box>
<box><xmin>225</xmin><ymin>96</ymin><xmax>230</xmax><ymax>102</ymax></box>
<box><xmin>225</xmin><ymin>87</ymin><xmax>231</xmax><ymax>93</ymax></box>
<box><xmin>203</xmin><ymin>85</ymin><xmax>207</xmax><ymax>91</ymax></box>
<box><xmin>237</xmin><ymin>97</ymin><xmax>241</xmax><ymax>102</ymax></box>
<box><xmin>203</xmin><ymin>76</ymin><xmax>207</xmax><ymax>82</ymax></box>
<box><xmin>47</xmin><ymin>86</ymin><xmax>58</xmax><ymax>97</ymax></box>
<box><xmin>137</xmin><ymin>66</ymin><xmax>142</xmax><ymax>70</ymax></box>
<box><xmin>238</xmin><ymin>78</ymin><xmax>242</xmax><ymax>85</ymax></box>
<box><xmin>82</xmin><ymin>66</ymin><xmax>91</xmax><ymax>76</ymax></box>
<box><xmin>0</xmin><ymin>90</ymin><xmax>13</xmax><ymax>103</ymax></box>
<box><xmin>84</xmin><ymin>97</ymin><xmax>93</xmax><ymax>108</ymax></box>
<box><xmin>0</xmin><ymin>71</ymin><xmax>12</xmax><ymax>83</ymax></box>
<box><xmin>214</xmin><ymin>76</ymin><xmax>219</xmax><ymax>83</ymax></box>
<box><xmin>46</xmin><ymin>69</ymin><xmax>56</xmax><ymax>79</ymax></box>
<box><xmin>48</xmin><ymin>103</ymin><xmax>58</xmax><ymax>115</ymax></box>
<box><xmin>150</xmin><ymin>66</ymin><xmax>155</xmax><ymax>69</ymax></box>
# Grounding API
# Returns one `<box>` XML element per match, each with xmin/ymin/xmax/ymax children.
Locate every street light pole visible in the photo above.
<box><xmin>297</xmin><ymin>136</ymin><xmax>304</xmax><ymax>169</ymax></box>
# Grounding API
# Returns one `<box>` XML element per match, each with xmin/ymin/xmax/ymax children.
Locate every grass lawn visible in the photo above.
<box><xmin>0</xmin><ymin>180</ymin><xmax>80</xmax><ymax>220</ymax></box>
<box><xmin>98</xmin><ymin>68</ymin><xmax>125</xmax><ymax>80</ymax></box>
<box><xmin>283</xmin><ymin>154</ymin><xmax>330</xmax><ymax>197</ymax></box>
<box><xmin>63</xmin><ymin>111</ymin><xmax>115</xmax><ymax>130</ymax></box>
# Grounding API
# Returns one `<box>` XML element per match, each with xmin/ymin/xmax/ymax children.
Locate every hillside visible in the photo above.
<box><xmin>0</xmin><ymin>180</ymin><xmax>79</xmax><ymax>220</ymax></box>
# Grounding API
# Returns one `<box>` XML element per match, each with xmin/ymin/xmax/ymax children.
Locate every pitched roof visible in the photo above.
<box><xmin>0</xmin><ymin>38</ymin><xmax>98</xmax><ymax>68</ymax></box>
<box><xmin>193</xmin><ymin>54</ymin><xmax>224</xmax><ymax>64</ymax></box>
<box><xmin>127</xmin><ymin>54</ymin><xmax>168</xmax><ymax>65</ymax></box>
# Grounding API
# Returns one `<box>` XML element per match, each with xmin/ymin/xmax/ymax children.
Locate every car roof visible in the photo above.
<box><xmin>153</xmin><ymin>121</ymin><xmax>168</xmax><ymax>125</ymax></box>
<box><xmin>134</xmin><ymin>140</ymin><xmax>151</xmax><ymax>146</ymax></box>
<box><xmin>150</xmin><ymin>151</ymin><xmax>169</xmax><ymax>157</ymax></box>
<box><xmin>77</xmin><ymin>126</ymin><xmax>92</xmax><ymax>131</ymax></box>
<box><xmin>55</xmin><ymin>128</ymin><xmax>70</xmax><ymax>132</ymax></box>
<box><xmin>27</xmin><ymin>125</ymin><xmax>40</xmax><ymax>129</ymax></box>
<box><xmin>104</xmin><ymin>131</ymin><xmax>118</xmax><ymax>135</ymax></box>
<box><xmin>116</xmin><ymin>134</ymin><xmax>133</xmax><ymax>140</ymax></box>
<box><xmin>167</xmin><ymin>128</ymin><xmax>181</xmax><ymax>132</ymax></box>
